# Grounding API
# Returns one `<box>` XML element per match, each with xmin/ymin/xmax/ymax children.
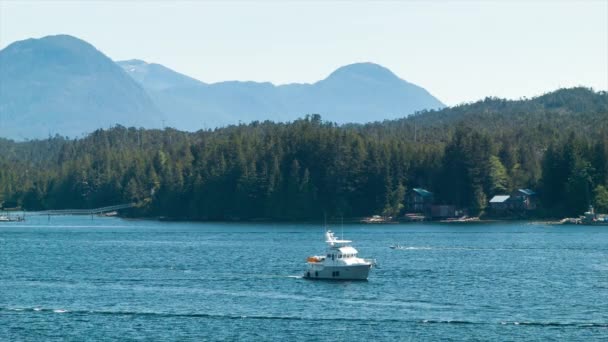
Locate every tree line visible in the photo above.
<box><xmin>0</xmin><ymin>87</ymin><xmax>607</xmax><ymax>220</ymax></box>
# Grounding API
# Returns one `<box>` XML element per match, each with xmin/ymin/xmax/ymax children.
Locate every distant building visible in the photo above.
<box><xmin>489</xmin><ymin>195</ymin><xmax>511</xmax><ymax>211</ymax></box>
<box><xmin>489</xmin><ymin>189</ymin><xmax>537</xmax><ymax>213</ymax></box>
<box><xmin>430</xmin><ymin>205</ymin><xmax>460</xmax><ymax>218</ymax></box>
<box><xmin>510</xmin><ymin>189</ymin><xmax>537</xmax><ymax>210</ymax></box>
<box><xmin>406</xmin><ymin>188</ymin><xmax>434</xmax><ymax>214</ymax></box>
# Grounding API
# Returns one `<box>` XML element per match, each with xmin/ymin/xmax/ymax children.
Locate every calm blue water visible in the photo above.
<box><xmin>1</xmin><ymin>216</ymin><xmax>608</xmax><ymax>341</ymax></box>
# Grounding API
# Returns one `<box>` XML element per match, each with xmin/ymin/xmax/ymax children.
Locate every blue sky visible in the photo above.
<box><xmin>1</xmin><ymin>0</ymin><xmax>606</xmax><ymax>105</ymax></box>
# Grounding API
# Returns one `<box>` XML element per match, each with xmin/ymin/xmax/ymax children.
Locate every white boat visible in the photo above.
<box><xmin>304</xmin><ymin>230</ymin><xmax>375</xmax><ymax>280</ymax></box>
<box><xmin>0</xmin><ymin>215</ymin><xmax>24</xmax><ymax>222</ymax></box>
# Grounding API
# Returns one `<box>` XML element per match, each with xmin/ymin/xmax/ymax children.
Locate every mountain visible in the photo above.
<box><xmin>281</xmin><ymin>63</ymin><xmax>445</xmax><ymax>123</ymax></box>
<box><xmin>0</xmin><ymin>34</ymin><xmax>444</xmax><ymax>140</ymax></box>
<box><xmin>0</xmin><ymin>35</ymin><xmax>163</xmax><ymax>140</ymax></box>
<box><xmin>118</xmin><ymin>60</ymin><xmax>445</xmax><ymax>130</ymax></box>
<box><xmin>118</xmin><ymin>59</ymin><xmax>205</xmax><ymax>91</ymax></box>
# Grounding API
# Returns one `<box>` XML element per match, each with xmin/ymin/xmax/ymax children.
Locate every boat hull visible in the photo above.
<box><xmin>303</xmin><ymin>264</ymin><xmax>371</xmax><ymax>280</ymax></box>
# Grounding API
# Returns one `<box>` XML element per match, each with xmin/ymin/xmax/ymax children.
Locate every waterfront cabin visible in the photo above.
<box><xmin>489</xmin><ymin>195</ymin><xmax>511</xmax><ymax>211</ymax></box>
<box><xmin>489</xmin><ymin>189</ymin><xmax>537</xmax><ymax>214</ymax></box>
<box><xmin>406</xmin><ymin>188</ymin><xmax>434</xmax><ymax>214</ymax></box>
<box><xmin>509</xmin><ymin>189</ymin><xmax>536</xmax><ymax>210</ymax></box>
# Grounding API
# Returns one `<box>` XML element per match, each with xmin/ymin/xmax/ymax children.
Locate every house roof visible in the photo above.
<box><xmin>518</xmin><ymin>189</ymin><xmax>536</xmax><ymax>196</ymax></box>
<box><xmin>490</xmin><ymin>195</ymin><xmax>510</xmax><ymax>203</ymax></box>
<box><xmin>412</xmin><ymin>188</ymin><xmax>433</xmax><ymax>198</ymax></box>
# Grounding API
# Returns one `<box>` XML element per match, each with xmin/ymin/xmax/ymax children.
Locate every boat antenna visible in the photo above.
<box><xmin>341</xmin><ymin>215</ymin><xmax>344</xmax><ymax>240</ymax></box>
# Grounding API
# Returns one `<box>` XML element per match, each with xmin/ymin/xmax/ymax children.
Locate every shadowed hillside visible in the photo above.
<box><xmin>0</xmin><ymin>35</ymin><xmax>164</xmax><ymax>140</ymax></box>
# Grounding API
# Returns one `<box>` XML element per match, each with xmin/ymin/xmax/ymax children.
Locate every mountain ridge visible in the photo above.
<box><xmin>118</xmin><ymin>59</ymin><xmax>445</xmax><ymax>130</ymax></box>
<box><xmin>0</xmin><ymin>35</ymin><xmax>164</xmax><ymax>140</ymax></box>
<box><xmin>1</xmin><ymin>34</ymin><xmax>445</xmax><ymax>139</ymax></box>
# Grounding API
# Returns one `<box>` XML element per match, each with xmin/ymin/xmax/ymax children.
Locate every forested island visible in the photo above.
<box><xmin>0</xmin><ymin>87</ymin><xmax>607</xmax><ymax>221</ymax></box>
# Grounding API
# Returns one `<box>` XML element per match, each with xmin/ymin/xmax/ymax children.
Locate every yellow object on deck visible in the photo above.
<box><xmin>307</xmin><ymin>256</ymin><xmax>320</xmax><ymax>263</ymax></box>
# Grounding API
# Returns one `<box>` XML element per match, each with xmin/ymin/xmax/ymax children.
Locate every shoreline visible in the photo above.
<box><xmin>113</xmin><ymin>215</ymin><xmax>571</xmax><ymax>225</ymax></box>
<box><xmin>7</xmin><ymin>210</ymin><xmax>606</xmax><ymax>226</ymax></box>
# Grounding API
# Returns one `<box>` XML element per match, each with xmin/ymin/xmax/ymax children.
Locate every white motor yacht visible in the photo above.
<box><xmin>304</xmin><ymin>230</ymin><xmax>374</xmax><ymax>280</ymax></box>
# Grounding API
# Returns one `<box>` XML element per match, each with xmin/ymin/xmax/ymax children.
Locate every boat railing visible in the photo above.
<box><xmin>364</xmin><ymin>258</ymin><xmax>378</xmax><ymax>267</ymax></box>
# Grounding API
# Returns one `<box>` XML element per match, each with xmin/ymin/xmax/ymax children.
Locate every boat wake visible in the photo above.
<box><xmin>401</xmin><ymin>246</ymin><xmax>433</xmax><ymax>250</ymax></box>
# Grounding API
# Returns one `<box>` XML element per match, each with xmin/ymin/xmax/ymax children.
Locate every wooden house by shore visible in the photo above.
<box><xmin>406</xmin><ymin>188</ymin><xmax>462</xmax><ymax>219</ymax></box>
<box><xmin>489</xmin><ymin>189</ymin><xmax>537</xmax><ymax>213</ymax></box>
<box><xmin>406</xmin><ymin>188</ymin><xmax>434</xmax><ymax>215</ymax></box>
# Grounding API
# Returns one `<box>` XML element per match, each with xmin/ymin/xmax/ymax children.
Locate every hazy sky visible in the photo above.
<box><xmin>1</xmin><ymin>1</ymin><xmax>606</xmax><ymax>105</ymax></box>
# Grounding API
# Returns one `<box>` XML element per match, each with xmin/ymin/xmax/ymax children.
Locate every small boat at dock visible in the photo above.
<box><xmin>560</xmin><ymin>206</ymin><xmax>608</xmax><ymax>225</ymax></box>
<box><xmin>0</xmin><ymin>214</ymin><xmax>25</xmax><ymax>222</ymax></box>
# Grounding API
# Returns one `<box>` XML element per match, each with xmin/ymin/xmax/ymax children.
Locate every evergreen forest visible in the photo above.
<box><xmin>1</xmin><ymin>87</ymin><xmax>607</xmax><ymax>220</ymax></box>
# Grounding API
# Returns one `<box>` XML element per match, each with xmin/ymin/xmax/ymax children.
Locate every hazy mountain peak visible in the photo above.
<box><xmin>5</xmin><ymin>34</ymin><xmax>92</xmax><ymax>49</ymax></box>
<box><xmin>0</xmin><ymin>34</ymin><xmax>113</xmax><ymax>74</ymax></box>
<box><xmin>117</xmin><ymin>59</ymin><xmax>206</xmax><ymax>91</ymax></box>
<box><xmin>323</xmin><ymin>62</ymin><xmax>403</xmax><ymax>84</ymax></box>
<box><xmin>328</xmin><ymin>62</ymin><xmax>396</xmax><ymax>75</ymax></box>
<box><xmin>120</xmin><ymin>59</ymin><xmax>147</xmax><ymax>65</ymax></box>
<box><xmin>1</xmin><ymin>34</ymin><xmax>102</xmax><ymax>59</ymax></box>
<box><xmin>0</xmin><ymin>35</ymin><xmax>163</xmax><ymax>140</ymax></box>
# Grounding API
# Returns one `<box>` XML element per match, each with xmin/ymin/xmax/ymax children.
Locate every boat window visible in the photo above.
<box><xmin>327</xmin><ymin>254</ymin><xmax>331</xmax><ymax>258</ymax></box>
<box><xmin>338</xmin><ymin>254</ymin><xmax>342</xmax><ymax>259</ymax></box>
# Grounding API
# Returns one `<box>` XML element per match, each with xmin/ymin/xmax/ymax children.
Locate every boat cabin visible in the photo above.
<box><xmin>326</xmin><ymin>246</ymin><xmax>358</xmax><ymax>260</ymax></box>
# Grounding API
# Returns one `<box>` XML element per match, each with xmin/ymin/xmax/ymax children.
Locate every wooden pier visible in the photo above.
<box><xmin>35</xmin><ymin>203</ymin><xmax>137</xmax><ymax>216</ymax></box>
